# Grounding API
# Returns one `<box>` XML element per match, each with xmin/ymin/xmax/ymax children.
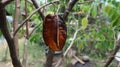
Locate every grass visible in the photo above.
<box><xmin>0</xmin><ymin>40</ymin><xmax>10</xmax><ymax>62</ymax></box>
<box><xmin>19</xmin><ymin>38</ymin><xmax>46</xmax><ymax>67</ymax></box>
<box><xmin>0</xmin><ymin>38</ymin><xmax>46</xmax><ymax>67</ymax></box>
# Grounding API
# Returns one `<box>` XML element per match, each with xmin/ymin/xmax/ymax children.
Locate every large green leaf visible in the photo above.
<box><xmin>5</xmin><ymin>2</ymin><xmax>15</xmax><ymax>15</ymax></box>
<box><xmin>81</xmin><ymin>17</ymin><xmax>88</xmax><ymax>30</ymax></box>
<box><xmin>92</xmin><ymin>4</ymin><xmax>97</xmax><ymax>18</ymax></box>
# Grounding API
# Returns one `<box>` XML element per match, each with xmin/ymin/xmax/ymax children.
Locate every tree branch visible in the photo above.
<box><xmin>22</xmin><ymin>0</ymin><xmax>28</xmax><ymax>67</ymax></box>
<box><xmin>13</xmin><ymin>0</ymin><xmax>20</xmax><ymax>58</ymax></box>
<box><xmin>63</xmin><ymin>0</ymin><xmax>78</xmax><ymax>21</ymax></box>
<box><xmin>25</xmin><ymin>0</ymin><xmax>29</xmax><ymax>39</ymax></box>
<box><xmin>104</xmin><ymin>39</ymin><xmax>120</xmax><ymax>67</ymax></box>
<box><xmin>28</xmin><ymin>23</ymin><xmax>42</xmax><ymax>37</ymax></box>
<box><xmin>13</xmin><ymin>0</ymin><xmax>59</xmax><ymax>36</ymax></box>
<box><xmin>31</xmin><ymin>0</ymin><xmax>44</xmax><ymax>20</ymax></box>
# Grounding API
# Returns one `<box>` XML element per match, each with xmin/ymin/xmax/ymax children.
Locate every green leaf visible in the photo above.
<box><xmin>81</xmin><ymin>17</ymin><xmax>88</xmax><ymax>30</ymax></box>
<box><xmin>5</xmin><ymin>2</ymin><xmax>15</xmax><ymax>15</ymax></box>
<box><xmin>46</xmin><ymin>11</ymin><xmax>54</xmax><ymax>14</ymax></box>
<box><xmin>78</xmin><ymin>44</ymin><xmax>84</xmax><ymax>50</ymax></box>
<box><xmin>110</xmin><ymin>15</ymin><xmax>119</xmax><ymax>27</ymax></box>
<box><xmin>92</xmin><ymin>5</ymin><xmax>97</xmax><ymax>18</ymax></box>
<box><xmin>103</xmin><ymin>5</ymin><xmax>112</xmax><ymax>16</ymax></box>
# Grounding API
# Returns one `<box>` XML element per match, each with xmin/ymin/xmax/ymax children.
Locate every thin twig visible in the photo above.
<box><xmin>64</xmin><ymin>29</ymin><xmax>81</xmax><ymax>56</ymax></box>
<box><xmin>25</xmin><ymin>0</ymin><xmax>29</xmax><ymax>39</ymax></box>
<box><xmin>73</xmin><ymin>55</ymin><xmax>85</xmax><ymax>64</ymax></box>
<box><xmin>28</xmin><ymin>23</ymin><xmax>42</xmax><ymax>37</ymax></box>
<box><xmin>13</xmin><ymin>0</ymin><xmax>59</xmax><ymax>36</ymax></box>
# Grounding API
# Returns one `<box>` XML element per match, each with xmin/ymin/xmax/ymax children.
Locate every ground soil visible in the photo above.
<box><xmin>0</xmin><ymin>61</ymin><xmax>13</xmax><ymax>67</ymax></box>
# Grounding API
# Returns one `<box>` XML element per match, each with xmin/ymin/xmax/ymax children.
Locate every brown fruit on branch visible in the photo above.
<box><xmin>43</xmin><ymin>14</ymin><xmax>67</xmax><ymax>51</ymax></box>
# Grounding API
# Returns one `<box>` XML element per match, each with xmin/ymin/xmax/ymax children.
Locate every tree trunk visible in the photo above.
<box><xmin>0</xmin><ymin>4</ymin><xmax>22</xmax><ymax>67</ymax></box>
<box><xmin>22</xmin><ymin>0</ymin><xmax>28</xmax><ymax>67</ymax></box>
<box><xmin>22</xmin><ymin>39</ymin><xmax>28</xmax><ymax>67</ymax></box>
<box><xmin>45</xmin><ymin>49</ymin><xmax>54</xmax><ymax>67</ymax></box>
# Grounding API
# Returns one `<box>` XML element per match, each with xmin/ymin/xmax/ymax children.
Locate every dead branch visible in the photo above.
<box><xmin>13</xmin><ymin>0</ymin><xmax>59</xmax><ymax>36</ymax></box>
<box><xmin>104</xmin><ymin>39</ymin><xmax>120</xmax><ymax>67</ymax></box>
<box><xmin>73</xmin><ymin>55</ymin><xmax>85</xmax><ymax>64</ymax></box>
